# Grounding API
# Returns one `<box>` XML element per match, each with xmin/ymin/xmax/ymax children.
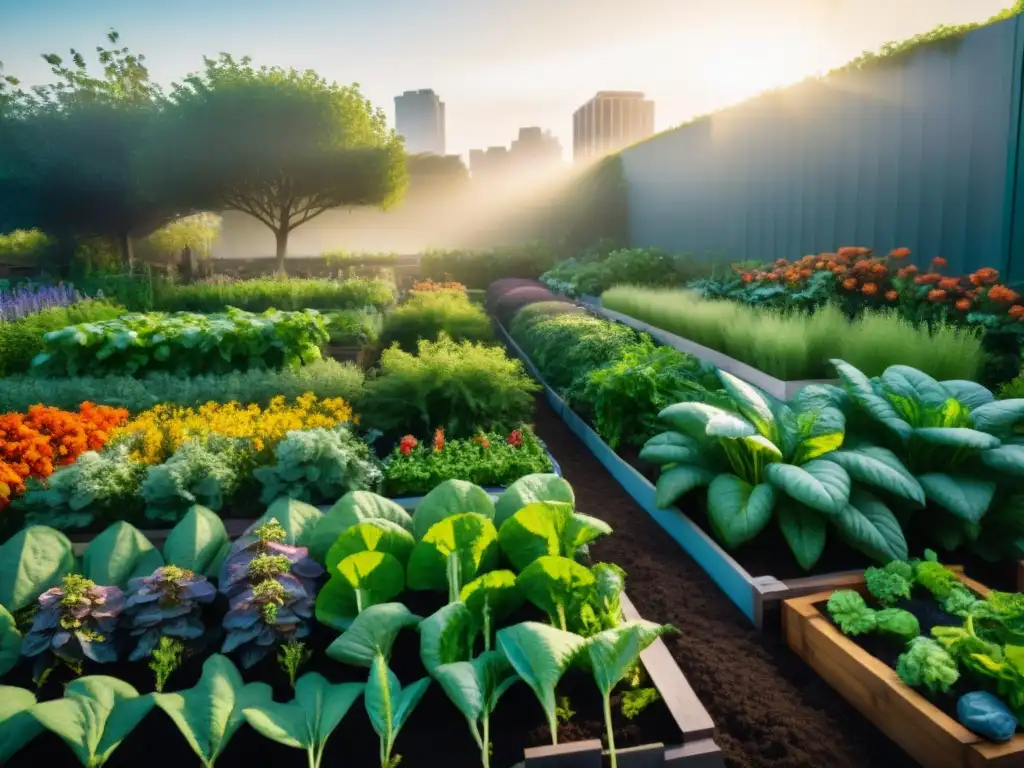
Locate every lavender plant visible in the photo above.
<box><xmin>124</xmin><ymin>565</ymin><xmax>216</xmax><ymax>662</ymax></box>
<box><xmin>21</xmin><ymin>574</ymin><xmax>124</xmax><ymax>675</ymax></box>
<box><xmin>220</xmin><ymin>518</ymin><xmax>323</xmax><ymax>669</ymax></box>
<box><xmin>0</xmin><ymin>283</ymin><xmax>81</xmax><ymax>322</ymax></box>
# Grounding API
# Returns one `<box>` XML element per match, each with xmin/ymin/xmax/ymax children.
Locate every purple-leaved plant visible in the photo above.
<box><xmin>219</xmin><ymin>517</ymin><xmax>323</xmax><ymax>669</ymax></box>
<box><xmin>0</xmin><ymin>282</ymin><xmax>82</xmax><ymax>322</ymax></box>
<box><xmin>124</xmin><ymin>565</ymin><xmax>216</xmax><ymax>661</ymax></box>
<box><xmin>21</xmin><ymin>574</ymin><xmax>124</xmax><ymax>674</ymax></box>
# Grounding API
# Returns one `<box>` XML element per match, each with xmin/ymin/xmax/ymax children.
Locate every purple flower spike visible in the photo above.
<box><xmin>21</xmin><ymin>574</ymin><xmax>124</xmax><ymax>667</ymax></box>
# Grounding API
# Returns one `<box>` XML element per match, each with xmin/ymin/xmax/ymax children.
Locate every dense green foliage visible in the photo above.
<box><xmin>0</xmin><ymin>300</ymin><xmax>124</xmax><ymax>376</ymax></box>
<box><xmin>541</xmin><ymin>244</ymin><xmax>711</xmax><ymax>298</ymax></box>
<box><xmin>32</xmin><ymin>308</ymin><xmax>329</xmax><ymax>377</ymax></box>
<box><xmin>358</xmin><ymin>335</ymin><xmax>539</xmax><ymax>440</ymax></box>
<box><xmin>602</xmin><ymin>287</ymin><xmax>984</xmax><ymax>381</ymax></box>
<box><xmin>323</xmin><ymin>309</ymin><xmax>381</xmax><ymax>346</ymax></box>
<box><xmin>0</xmin><ymin>359</ymin><xmax>365</xmax><ymax>412</ymax></box>
<box><xmin>150</xmin><ymin>277</ymin><xmax>395</xmax><ymax>314</ymax></box>
<box><xmin>378</xmin><ymin>291</ymin><xmax>493</xmax><ymax>353</ymax></box>
<box><xmin>420</xmin><ymin>243</ymin><xmax>557</xmax><ymax>289</ymax></box>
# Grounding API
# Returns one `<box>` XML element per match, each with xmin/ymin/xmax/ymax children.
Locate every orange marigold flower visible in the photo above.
<box><xmin>889</xmin><ymin>247</ymin><xmax>911</xmax><ymax>259</ymax></box>
<box><xmin>861</xmin><ymin>282</ymin><xmax>878</xmax><ymax>295</ymax></box>
<box><xmin>931</xmin><ymin>256</ymin><xmax>948</xmax><ymax>268</ymax></box>
<box><xmin>970</xmin><ymin>267</ymin><xmax>1000</xmax><ymax>286</ymax></box>
<box><xmin>885</xmin><ymin>290</ymin><xmax>898</xmax><ymax>301</ymax></box>
<box><xmin>433</xmin><ymin>428</ymin><xmax>445</xmax><ymax>453</ymax></box>
<box><xmin>764</xmin><ymin>272</ymin><xmax>779</xmax><ymax>281</ymax></box>
<box><xmin>897</xmin><ymin>265</ymin><xmax>919</xmax><ymax>278</ymax></box>
<box><xmin>989</xmin><ymin>285</ymin><xmax>1021</xmax><ymax>303</ymax></box>
<box><xmin>742</xmin><ymin>273</ymin><xmax>754</xmax><ymax>284</ymax></box>
<box><xmin>928</xmin><ymin>289</ymin><xmax>948</xmax><ymax>302</ymax></box>
<box><xmin>799</xmin><ymin>268</ymin><xmax>813</xmax><ymax>278</ymax></box>
<box><xmin>842</xmin><ymin>277</ymin><xmax>858</xmax><ymax>290</ymax></box>
<box><xmin>775</xmin><ymin>258</ymin><xmax>789</xmax><ymax>266</ymax></box>
<box><xmin>831</xmin><ymin>266</ymin><xmax>847</xmax><ymax>275</ymax></box>
<box><xmin>956</xmin><ymin>298</ymin><xmax>972</xmax><ymax>311</ymax></box>
<box><xmin>839</xmin><ymin>247</ymin><xmax>870</xmax><ymax>259</ymax></box>
<box><xmin>1010</xmin><ymin>305</ymin><xmax>1024</xmax><ymax>319</ymax></box>
<box><xmin>853</xmin><ymin>259</ymin><xmax>873</xmax><ymax>272</ymax></box>
<box><xmin>938</xmin><ymin>278</ymin><xmax>960</xmax><ymax>291</ymax></box>
<box><xmin>915</xmin><ymin>273</ymin><xmax>941</xmax><ymax>285</ymax></box>
<box><xmin>815</xmin><ymin>261</ymin><xmax>825</xmax><ymax>269</ymax></box>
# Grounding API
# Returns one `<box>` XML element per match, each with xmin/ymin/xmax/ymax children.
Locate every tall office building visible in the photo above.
<box><xmin>394</xmin><ymin>89</ymin><xmax>446</xmax><ymax>155</ymax></box>
<box><xmin>469</xmin><ymin>127</ymin><xmax>563</xmax><ymax>182</ymax></box>
<box><xmin>572</xmin><ymin>91</ymin><xmax>654</xmax><ymax>162</ymax></box>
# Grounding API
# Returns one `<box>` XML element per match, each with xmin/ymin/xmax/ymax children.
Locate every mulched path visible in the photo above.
<box><xmin>531</xmin><ymin>393</ymin><xmax>920</xmax><ymax>768</ymax></box>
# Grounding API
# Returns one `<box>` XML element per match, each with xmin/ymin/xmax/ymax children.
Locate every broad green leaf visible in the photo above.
<box><xmin>32</xmin><ymin>676</ymin><xmax>155</xmax><ymax>768</ymax></box>
<box><xmin>833</xmin><ymin>489</ymin><xmax>908</xmax><ymax>563</ymax></box>
<box><xmin>970</xmin><ymin>399</ymin><xmax>1024</xmax><ymax>438</ymax></box>
<box><xmin>496</xmin><ymin>622</ymin><xmax>589</xmax><ymax>744</ymax></box>
<box><xmin>310</xmin><ymin>491</ymin><xmax>413</xmax><ymax>564</ymax></box>
<box><xmin>591</xmin><ymin>563</ymin><xmax>627</xmax><ymax>625</ymax></box>
<box><xmin>364</xmin><ymin>653</ymin><xmax>431</xmax><ymax>768</ymax></box>
<box><xmin>419</xmin><ymin>602</ymin><xmax>476</xmax><ymax>674</ymax></box>
<box><xmin>315</xmin><ymin>551</ymin><xmax>406</xmax><ymax>631</ymax></box>
<box><xmin>654</xmin><ymin>465</ymin><xmax>716</xmax><ymax>508</ymax></box>
<box><xmin>981</xmin><ymin>444</ymin><xmax>1024</xmax><ymax>477</ymax></box>
<box><xmin>460</xmin><ymin>570</ymin><xmax>523</xmax><ymax>637</ymax></box>
<box><xmin>412</xmin><ymin>479</ymin><xmax>495</xmax><ymax>540</ymax></box>
<box><xmin>706</xmin><ymin>475</ymin><xmax>776</xmax><ymax>548</ymax></box>
<box><xmin>776</xmin><ymin>499</ymin><xmax>827</xmax><ymax>570</ymax></box>
<box><xmin>791</xmin><ymin>431</ymin><xmax>844</xmax><ymax>465</ymax></box>
<box><xmin>882</xmin><ymin>366</ymin><xmax>950</xmax><ymax>410</ymax></box>
<box><xmin>658</xmin><ymin>402</ymin><xmax>735</xmax><ymax>441</ymax></box>
<box><xmin>242</xmin><ymin>673</ymin><xmax>364</xmax><ymax>768</ymax></box>
<box><xmin>497</xmin><ymin>501</ymin><xmax>611</xmax><ymax>572</ymax></box>
<box><xmin>913</xmin><ymin>427</ymin><xmax>1000</xmax><ymax>451</ymax></box>
<box><xmin>716</xmin><ymin>369</ymin><xmax>777</xmax><ymax>440</ymax></box>
<box><xmin>638</xmin><ymin>431</ymin><xmax>704</xmax><ymax>466</ymax></box>
<box><xmin>433</xmin><ymin>651</ymin><xmax>519</xmax><ymax>754</ymax></box>
<box><xmin>517</xmin><ymin>555</ymin><xmax>595</xmax><ymax>631</ymax></box>
<box><xmin>705</xmin><ymin>412</ymin><xmax>757</xmax><ymax>439</ymax></box>
<box><xmin>789</xmin><ymin>383</ymin><xmax>848</xmax><ymax>413</ymax></box>
<box><xmin>406</xmin><ymin>513</ymin><xmax>499</xmax><ymax>597</ymax></box>
<box><xmin>0</xmin><ymin>605</ymin><xmax>21</xmax><ymax>677</ymax></box>
<box><xmin>939</xmin><ymin>380</ymin><xmax>994</xmax><ymax>411</ymax></box>
<box><xmin>588</xmin><ymin>620</ymin><xmax>674</xmax><ymax>695</ymax></box>
<box><xmin>918</xmin><ymin>474</ymin><xmax>996</xmax><ymax>524</ymax></box>
<box><xmin>765</xmin><ymin>460</ymin><xmax>850</xmax><ymax>516</ymax></box>
<box><xmin>0</xmin><ymin>686</ymin><xmax>41</xmax><ymax>762</ymax></box>
<box><xmin>154</xmin><ymin>654</ymin><xmax>273</xmax><ymax>768</ymax></box>
<box><xmin>83</xmin><ymin>521</ymin><xmax>164</xmax><ymax>590</ymax></box>
<box><xmin>163</xmin><ymin>505</ymin><xmax>229</xmax><ymax>574</ymax></box>
<box><xmin>0</xmin><ymin>526</ymin><xmax>75</xmax><ymax>612</ymax></box>
<box><xmin>831</xmin><ymin>360</ymin><xmax>912</xmax><ymax>442</ymax></box>
<box><xmin>325</xmin><ymin>520</ymin><xmax>416</xmax><ymax>575</ymax></box>
<box><xmin>823</xmin><ymin>447</ymin><xmax>926</xmax><ymax>506</ymax></box>
<box><xmin>494</xmin><ymin>474</ymin><xmax>575</xmax><ymax>526</ymax></box>
<box><xmin>326</xmin><ymin>603</ymin><xmax>422</xmax><ymax>667</ymax></box>
<box><xmin>247</xmin><ymin>498</ymin><xmax>323</xmax><ymax>547</ymax></box>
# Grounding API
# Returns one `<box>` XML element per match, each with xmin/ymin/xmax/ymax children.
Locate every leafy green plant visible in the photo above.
<box><xmin>406</xmin><ymin>513</ymin><xmax>500</xmax><ymax>602</ymax></box>
<box><xmin>31</xmin><ymin>676</ymin><xmax>154</xmax><ymax>767</ymax></box>
<box><xmin>497</xmin><ymin>501</ymin><xmax>611</xmax><ymax>572</ymax></box>
<box><xmin>496</xmin><ymin>621</ymin><xmax>588</xmax><ymax>745</ymax></box>
<box><xmin>418</xmin><ymin>601</ymin><xmax>476</xmax><ymax>674</ymax></box>
<box><xmin>31</xmin><ymin>307</ymin><xmax>330</xmax><ymax>377</ymax></box>
<box><xmin>0</xmin><ymin>525</ymin><xmax>76</xmax><ymax>612</ymax></box>
<box><xmin>896</xmin><ymin>637</ymin><xmax>960</xmax><ymax>693</ymax></box>
<box><xmin>150</xmin><ymin>637</ymin><xmax>186</xmax><ymax>693</ymax></box>
<box><xmin>242</xmin><ymin>672</ymin><xmax>365</xmax><ymax>768</ymax></box>
<box><xmin>0</xmin><ymin>686</ymin><xmax>42</xmax><ymax>762</ymax></box>
<box><xmin>161</xmin><ymin>504</ymin><xmax>231</xmax><ymax>576</ymax></box>
<box><xmin>254</xmin><ymin>425</ymin><xmax>382</xmax><ymax>505</ymax></box>
<box><xmin>325</xmin><ymin>602</ymin><xmax>421</xmax><ymax>667</ymax></box>
<box><xmin>365</xmin><ymin>651</ymin><xmax>431</xmax><ymax>768</ymax></box>
<box><xmin>323</xmin><ymin>308</ymin><xmax>381</xmax><ymax>346</ymax></box>
<box><xmin>0</xmin><ymin>300</ymin><xmax>124</xmax><ymax>377</ymax></box>
<box><xmin>459</xmin><ymin>570</ymin><xmax>523</xmax><ymax>651</ymax></box>
<box><xmin>152</xmin><ymin>276</ymin><xmax>395</xmax><ymax>313</ymax></box>
<box><xmin>864</xmin><ymin>561</ymin><xmax>914</xmax><ymax>605</ymax></box>
<box><xmin>421</xmin><ymin>243</ymin><xmax>557</xmax><ymax>289</ymax></box>
<box><xmin>433</xmin><ymin>651</ymin><xmax>520</xmax><ymax>768</ymax></box>
<box><xmin>359</xmin><ymin>334</ymin><xmax>539</xmax><ymax>440</ymax></box>
<box><xmin>0</xmin><ymin>606</ymin><xmax>22</xmax><ymax>677</ymax></box>
<box><xmin>308</xmin><ymin>490</ymin><xmax>413</xmax><ymax>565</ymax></box>
<box><xmin>316</xmin><ymin>551</ymin><xmax>406</xmax><ymax>631</ymax></box>
<box><xmin>494</xmin><ymin>473</ymin><xmax>575</xmax><ymax>527</ymax></box>
<box><xmin>379</xmin><ymin>291</ymin><xmax>494</xmax><ymax>352</ymax></box>
<box><xmin>324</xmin><ymin>521</ymin><xmax>415</xmax><ymax>577</ymax></box>
<box><xmin>827</xmin><ymin>590</ymin><xmax>878</xmax><ymax>635</ymax></box>
<box><xmin>411</xmin><ymin>478</ymin><xmax>496</xmax><ymax>539</ymax></box>
<box><xmin>141</xmin><ymin>438</ymin><xmax>244</xmax><ymax>522</ymax></box>
<box><xmin>540</xmin><ymin>247</ymin><xmax>709</xmax><ymax>298</ymax></box>
<box><xmin>154</xmin><ymin>654</ymin><xmax>274</xmax><ymax>768</ymax></box>
<box><xmin>81</xmin><ymin>520</ymin><xmax>164</xmax><ymax>589</ymax></box>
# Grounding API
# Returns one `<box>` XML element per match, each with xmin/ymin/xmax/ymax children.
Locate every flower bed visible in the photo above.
<box><xmin>0</xmin><ymin>475</ymin><xmax>718</xmax><ymax>768</ymax></box>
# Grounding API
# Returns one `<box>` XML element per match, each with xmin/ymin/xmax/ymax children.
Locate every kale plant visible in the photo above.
<box><xmin>220</xmin><ymin>518</ymin><xmax>323</xmax><ymax>668</ymax></box>
<box><xmin>124</xmin><ymin>565</ymin><xmax>216</xmax><ymax>662</ymax></box>
<box><xmin>141</xmin><ymin>437</ymin><xmax>244</xmax><ymax>522</ymax></box>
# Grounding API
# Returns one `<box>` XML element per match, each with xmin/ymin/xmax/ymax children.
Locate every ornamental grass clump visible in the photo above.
<box><xmin>22</xmin><ymin>574</ymin><xmax>125</xmax><ymax>673</ymax></box>
<box><xmin>219</xmin><ymin>518</ymin><xmax>324</xmax><ymax>668</ymax></box>
<box><xmin>124</xmin><ymin>565</ymin><xmax>216</xmax><ymax>662</ymax></box>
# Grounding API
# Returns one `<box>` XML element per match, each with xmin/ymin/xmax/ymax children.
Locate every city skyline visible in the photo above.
<box><xmin>0</xmin><ymin>0</ymin><xmax>1011</xmax><ymax>162</ymax></box>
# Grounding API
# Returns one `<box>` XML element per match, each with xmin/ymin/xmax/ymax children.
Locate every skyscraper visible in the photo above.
<box><xmin>572</xmin><ymin>91</ymin><xmax>654</xmax><ymax>162</ymax></box>
<box><xmin>394</xmin><ymin>89</ymin><xmax>446</xmax><ymax>155</ymax></box>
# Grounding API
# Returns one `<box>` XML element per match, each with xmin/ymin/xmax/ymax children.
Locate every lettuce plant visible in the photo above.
<box><xmin>493</xmin><ymin>472</ymin><xmax>575</xmax><ymax>526</ymax></box>
<box><xmin>645</xmin><ymin>369</ymin><xmax>913</xmax><ymax>569</ymax></box>
<box><xmin>497</xmin><ymin>501</ymin><xmax>611</xmax><ymax>572</ymax></box>
<box><xmin>21</xmin><ymin>574</ymin><xmax>125</xmax><ymax>673</ymax></box>
<box><xmin>219</xmin><ymin>518</ymin><xmax>324</xmax><ymax>668</ymax></box>
<box><xmin>896</xmin><ymin>636</ymin><xmax>959</xmax><ymax>693</ymax></box>
<box><xmin>0</xmin><ymin>686</ymin><xmax>42</xmax><ymax>763</ymax></box>
<box><xmin>406</xmin><ymin>513</ymin><xmax>500</xmax><ymax>603</ymax></box>
<box><xmin>460</xmin><ymin>570</ymin><xmax>523</xmax><ymax>651</ymax></box>
<box><xmin>125</xmin><ymin>565</ymin><xmax>216</xmax><ymax>662</ymax></box>
<box><xmin>316</xmin><ymin>551</ymin><xmax>406</xmax><ymax>631</ymax></box>
<box><xmin>326</xmin><ymin>602</ymin><xmax>422</xmax><ymax>667</ymax></box>
<box><xmin>308</xmin><ymin>490</ymin><xmax>413</xmax><ymax>565</ymax></box>
<box><xmin>0</xmin><ymin>525</ymin><xmax>76</xmax><ymax>613</ymax></box>
<box><xmin>365</xmin><ymin>651</ymin><xmax>431</xmax><ymax>768</ymax></box>
<box><xmin>81</xmin><ymin>521</ymin><xmax>165</xmax><ymax>590</ymax></box>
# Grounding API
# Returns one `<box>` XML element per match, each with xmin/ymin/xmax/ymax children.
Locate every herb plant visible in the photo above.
<box><xmin>378</xmin><ymin>290</ymin><xmax>494</xmax><ymax>352</ymax></box>
<box><xmin>124</xmin><ymin>565</ymin><xmax>216</xmax><ymax>662</ymax></box>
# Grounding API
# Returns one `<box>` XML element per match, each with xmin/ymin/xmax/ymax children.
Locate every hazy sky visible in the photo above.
<box><xmin>0</xmin><ymin>0</ymin><xmax>1012</xmax><ymax>161</ymax></box>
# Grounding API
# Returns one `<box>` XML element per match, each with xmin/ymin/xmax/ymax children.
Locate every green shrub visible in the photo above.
<box><xmin>0</xmin><ymin>300</ymin><xmax>125</xmax><ymax>377</ymax></box>
<box><xmin>541</xmin><ymin>247</ymin><xmax>711</xmax><ymax>297</ymax></box>
<box><xmin>323</xmin><ymin>309</ymin><xmax>381</xmax><ymax>346</ymax></box>
<box><xmin>0</xmin><ymin>359</ymin><xmax>365</xmax><ymax>412</ymax></box>
<box><xmin>359</xmin><ymin>334</ymin><xmax>539</xmax><ymax>439</ymax></box>
<box><xmin>601</xmin><ymin>287</ymin><xmax>985</xmax><ymax>381</ymax></box>
<box><xmin>420</xmin><ymin>243</ymin><xmax>557</xmax><ymax>289</ymax></box>
<box><xmin>150</xmin><ymin>277</ymin><xmax>396</xmax><ymax>313</ymax></box>
<box><xmin>378</xmin><ymin>292</ymin><xmax>493</xmax><ymax>352</ymax></box>
<box><xmin>510</xmin><ymin>309</ymin><xmax>636</xmax><ymax>391</ymax></box>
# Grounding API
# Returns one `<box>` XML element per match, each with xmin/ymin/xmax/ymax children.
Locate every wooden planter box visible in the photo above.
<box><xmin>784</xmin><ymin>572</ymin><xmax>1024</xmax><ymax>768</ymax></box>
<box><xmin>493</xmin><ymin>316</ymin><xmax>872</xmax><ymax>629</ymax></box>
<box><xmin>581</xmin><ymin>303</ymin><xmax>838</xmax><ymax>400</ymax></box>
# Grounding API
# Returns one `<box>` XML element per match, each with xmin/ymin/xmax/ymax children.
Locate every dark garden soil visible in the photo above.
<box><xmin>530</xmin><ymin>393</ymin><xmax>920</xmax><ymax>768</ymax></box>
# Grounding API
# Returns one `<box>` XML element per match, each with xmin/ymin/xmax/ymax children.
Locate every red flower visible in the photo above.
<box><xmin>399</xmin><ymin>435</ymin><xmax>418</xmax><ymax>456</ymax></box>
<box><xmin>885</xmin><ymin>290</ymin><xmax>898</xmax><ymax>301</ymax></box>
<box><xmin>889</xmin><ymin>247</ymin><xmax>911</xmax><ymax>259</ymax></box>
<box><xmin>507</xmin><ymin>429</ymin><xmax>523</xmax><ymax>448</ymax></box>
<box><xmin>433</xmin><ymin>428</ymin><xmax>445</xmax><ymax>453</ymax></box>
<box><xmin>931</xmin><ymin>256</ymin><xmax>948</xmax><ymax>268</ymax></box>
<box><xmin>473</xmin><ymin>434</ymin><xmax>490</xmax><ymax>449</ymax></box>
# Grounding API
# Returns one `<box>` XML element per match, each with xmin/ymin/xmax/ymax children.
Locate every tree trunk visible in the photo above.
<box><xmin>274</xmin><ymin>228</ymin><xmax>289</xmax><ymax>275</ymax></box>
<box><xmin>118</xmin><ymin>231</ymin><xmax>134</xmax><ymax>274</ymax></box>
<box><xmin>181</xmin><ymin>245</ymin><xmax>195</xmax><ymax>284</ymax></box>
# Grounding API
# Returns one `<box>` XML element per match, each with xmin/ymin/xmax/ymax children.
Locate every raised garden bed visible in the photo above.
<box><xmin>321</xmin><ymin>343</ymin><xmax>369</xmax><ymax>365</ymax></box>
<box><xmin>783</xmin><ymin>572</ymin><xmax>1024</xmax><ymax>768</ymax></box>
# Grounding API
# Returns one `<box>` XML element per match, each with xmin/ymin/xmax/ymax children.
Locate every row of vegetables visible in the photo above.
<box><xmin>0</xmin><ymin>475</ymin><xmax>669</xmax><ymax>768</ymax></box>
